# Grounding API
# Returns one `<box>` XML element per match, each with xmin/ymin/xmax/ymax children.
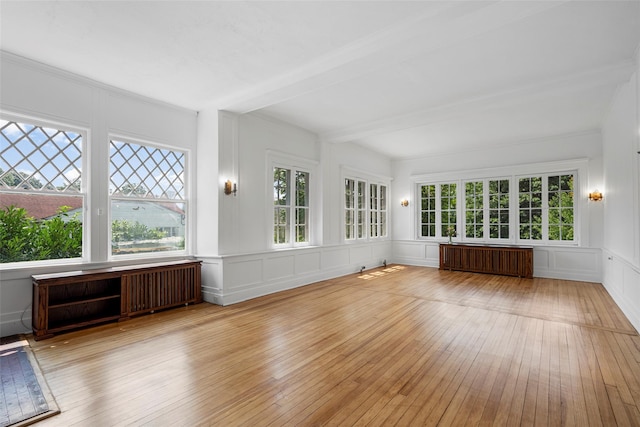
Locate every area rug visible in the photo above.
<box><xmin>0</xmin><ymin>337</ymin><xmax>59</xmax><ymax>427</ymax></box>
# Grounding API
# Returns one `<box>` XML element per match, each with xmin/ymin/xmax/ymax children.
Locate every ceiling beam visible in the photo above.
<box><xmin>318</xmin><ymin>60</ymin><xmax>636</xmax><ymax>144</ymax></box>
<box><xmin>213</xmin><ymin>0</ymin><xmax>569</xmax><ymax>115</ymax></box>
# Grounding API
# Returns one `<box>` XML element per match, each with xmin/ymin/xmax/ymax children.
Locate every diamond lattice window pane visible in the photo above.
<box><xmin>0</xmin><ymin>120</ymin><xmax>82</xmax><ymax>193</ymax></box>
<box><xmin>110</xmin><ymin>140</ymin><xmax>185</xmax><ymax>200</ymax></box>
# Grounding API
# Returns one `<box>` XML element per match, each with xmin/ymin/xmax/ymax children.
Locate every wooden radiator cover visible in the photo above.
<box><xmin>439</xmin><ymin>244</ymin><xmax>533</xmax><ymax>279</ymax></box>
<box><xmin>32</xmin><ymin>260</ymin><xmax>202</xmax><ymax>340</ymax></box>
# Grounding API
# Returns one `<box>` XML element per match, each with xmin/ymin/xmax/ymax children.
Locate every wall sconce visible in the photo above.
<box><xmin>400</xmin><ymin>199</ymin><xmax>409</xmax><ymax>207</ymax></box>
<box><xmin>224</xmin><ymin>180</ymin><xmax>237</xmax><ymax>196</ymax></box>
<box><xmin>588</xmin><ymin>190</ymin><xmax>603</xmax><ymax>202</ymax></box>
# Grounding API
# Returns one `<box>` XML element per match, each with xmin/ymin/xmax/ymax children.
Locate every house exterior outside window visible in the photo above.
<box><xmin>109</xmin><ymin>138</ymin><xmax>187</xmax><ymax>257</ymax></box>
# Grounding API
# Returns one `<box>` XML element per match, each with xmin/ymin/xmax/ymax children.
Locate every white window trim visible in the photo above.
<box><xmin>0</xmin><ymin>111</ymin><xmax>90</xmax><ymax>269</ymax></box>
<box><xmin>411</xmin><ymin>159</ymin><xmax>588</xmax><ymax>246</ymax></box>
<box><xmin>107</xmin><ymin>134</ymin><xmax>190</xmax><ymax>261</ymax></box>
<box><xmin>341</xmin><ymin>166</ymin><xmax>391</xmax><ymax>243</ymax></box>
<box><xmin>267</xmin><ymin>150</ymin><xmax>319</xmax><ymax>249</ymax></box>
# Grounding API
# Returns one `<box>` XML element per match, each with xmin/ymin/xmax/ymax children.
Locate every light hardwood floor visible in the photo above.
<box><xmin>29</xmin><ymin>265</ymin><xmax>640</xmax><ymax>426</ymax></box>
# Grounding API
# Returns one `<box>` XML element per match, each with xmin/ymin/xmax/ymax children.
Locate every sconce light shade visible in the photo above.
<box><xmin>224</xmin><ymin>180</ymin><xmax>237</xmax><ymax>196</ymax></box>
<box><xmin>400</xmin><ymin>199</ymin><xmax>409</xmax><ymax>207</ymax></box>
<box><xmin>588</xmin><ymin>190</ymin><xmax>603</xmax><ymax>202</ymax></box>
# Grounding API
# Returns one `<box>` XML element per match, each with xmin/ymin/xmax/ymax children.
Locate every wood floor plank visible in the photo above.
<box><xmin>25</xmin><ymin>265</ymin><xmax>640</xmax><ymax>426</ymax></box>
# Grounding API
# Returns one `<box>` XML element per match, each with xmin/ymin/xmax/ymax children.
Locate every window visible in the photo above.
<box><xmin>0</xmin><ymin>117</ymin><xmax>85</xmax><ymax>264</ymax></box>
<box><xmin>109</xmin><ymin>139</ymin><xmax>186</xmax><ymax>257</ymax></box>
<box><xmin>370</xmin><ymin>183</ymin><xmax>387</xmax><ymax>238</ymax></box>
<box><xmin>465</xmin><ymin>181</ymin><xmax>483</xmax><ymax>239</ymax></box>
<box><xmin>420</xmin><ymin>184</ymin><xmax>436</xmax><ymax>237</ymax></box>
<box><xmin>357</xmin><ymin>181</ymin><xmax>366</xmax><ymax>238</ymax></box>
<box><xmin>343</xmin><ymin>175</ymin><xmax>388</xmax><ymax>241</ymax></box>
<box><xmin>518</xmin><ymin>173</ymin><xmax>574</xmax><ymax>242</ymax></box>
<box><xmin>345</xmin><ymin>178</ymin><xmax>366</xmax><ymax>240</ymax></box>
<box><xmin>548</xmin><ymin>174</ymin><xmax>574</xmax><ymax>241</ymax></box>
<box><xmin>489</xmin><ymin>179</ymin><xmax>509</xmax><ymax>239</ymax></box>
<box><xmin>273</xmin><ymin>166</ymin><xmax>310</xmax><ymax>246</ymax></box>
<box><xmin>418</xmin><ymin>167</ymin><xmax>577</xmax><ymax>245</ymax></box>
<box><xmin>518</xmin><ymin>177</ymin><xmax>542</xmax><ymax>240</ymax></box>
<box><xmin>419</xmin><ymin>182</ymin><xmax>456</xmax><ymax>239</ymax></box>
<box><xmin>295</xmin><ymin>171</ymin><xmax>310</xmax><ymax>243</ymax></box>
<box><xmin>440</xmin><ymin>183</ymin><xmax>457</xmax><ymax>238</ymax></box>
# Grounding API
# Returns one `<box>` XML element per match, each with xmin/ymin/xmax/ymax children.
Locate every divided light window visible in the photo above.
<box><xmin>370</xmin><ymin>183</ymin><xmax>387</xmax><ymax>238</ymax></box>
<box><xmin>420</xmin><ymin>184</ymin><xmax>436</xmax><ymax>237</ymax></box>
<box><xmin>489</xmin><ymin>179</ymin><xmax>509</xmax><ymax>239</ymax></box>
<box><xmin>419</xmin><ymin>183</ymin><xmax>456</xmax><ymax>239</ymax></box>
<box><xmin>273</xmin><ymin>167</ymin><xmax>309</xmax><ymax>246</ymax></box>
<box><xmin>518</xmin><ymin>174</ymin><xmax>574</xmax><ymax>241</ymax></box>
<box><xmin>344</xmin><ymin>178</ymin><xmax>388</xmax><ymax>241</ymax></box>
<box><xmin>419</xmin><ymin>171</ymin><xmax>575</xmax><ymax>244</ymax></box>
<box><xmin>465</xmin><ymin>181</ymin><xmax>483</xmax><ymax>239</ymax></box>
<box><xmin>441</xmin><ymin>183</ymin><xmax>457</xmax><ymax>238</ymax></box>
<box><xmin>0</xmin><ymin>118</ymin><xmax>84</xmax><ymax>263</ymax></box>
<box><xmin>345</xmin><ymin>178</ymin><xmax>366</xmax><ymax>240</ymax></box>
<box><xmin>109</xmin><ymin>139</ymin><xmax>186</xmax><ymax>257</ymax></box>
<box><xmin>463</xmin><ymin>179</ymin><xmax>509</xmax><ymax>240</ymax></box>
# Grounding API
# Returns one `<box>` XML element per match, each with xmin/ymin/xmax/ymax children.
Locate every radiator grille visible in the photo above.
<box><xmin>123</xmin><ymin>264</ymin><xmax>200</xmax><ymax>315</ymax></box>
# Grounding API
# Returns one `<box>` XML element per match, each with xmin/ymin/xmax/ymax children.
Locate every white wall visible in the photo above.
<box><xmin>390</xmin><ymin>131</ymin><xmax>605</xmax><ymax>282</ymax></box>
<box><xmin>197</xmin><ymin>112</ymin><xmax>393</xmax><ymax>305</ymax></box>
<box><xmin>0</xmin><ymin>53</ymin><xmax>198</xmax><ymax>336</ymax></box>
<box><xmin>601</xmin><ymin>55</ymin><xmax>640</xmax><ymax>332</ymax></box>
<box><xmin>322</xmin><ymin>140</ymin><xmax>392</xmax><ymax>245</ymax></box>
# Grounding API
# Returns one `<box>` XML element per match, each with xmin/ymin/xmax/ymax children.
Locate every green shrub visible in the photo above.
<box><xmin>0</xmin><ymin>205</ymin><xmax>82</xmax><ymax>263</ymax></box>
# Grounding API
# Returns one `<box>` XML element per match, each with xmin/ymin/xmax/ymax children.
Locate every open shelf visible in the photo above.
<box><xmin>49</xmin><ymin>294</ymin><xmax>120</xmax><ymax>309</ymax></box>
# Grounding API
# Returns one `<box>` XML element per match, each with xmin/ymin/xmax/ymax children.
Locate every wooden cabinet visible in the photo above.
<box><xmin>32</xmin><ymin>260</ymin><xmax>201</xmax><ymax>340</ymax></box>
<box><xmin>439</xmin><ymin>244</ymin><xmax>533</xmax><ymax>278</ymax></box>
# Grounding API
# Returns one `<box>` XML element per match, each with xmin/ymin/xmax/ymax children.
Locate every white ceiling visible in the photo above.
<box><xmin>1</xmin><ymin>1</ymin><xmax>639</xmax><ymax>159</ymax></box>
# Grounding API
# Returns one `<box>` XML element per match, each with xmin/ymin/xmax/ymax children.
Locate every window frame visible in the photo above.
<box><xmin>342</xmin><ymin>167</ymin><xmax>391</xmax><ymax>243</ymax></box>
<box><xmin>0</xmin><ymin>112</ymin><xmax>89</xmax><ymax>268</ymax></box>
<box><xmin>517</xmin><ymin>172</ymin><xmax>576</xmax><ymax>243</ymax></box>
<box><xmin>344</xmin><ymin>177</ymin><xmax>367</xmax><ymax>241</ymax></box>
<box><xmin>108</xmin><ymin>135</ymin><xmax>189</xmax><ymax>261</ymax></box>
<box><xmin>461</xmin><ymin>177</ymin><xmax>512</xmax><ymax>242</ymax></box>
<box><xmin>412</xmin><ymin>160</ymin><xmax>587</xmax><ymax>247</ymax></box>
<box><xmin>418</xmin><ymin>181</ymin><xmax>458</xmax><ymax>240</ymax></box>
<box><xmin>268</xmin><ymin>151</ymin><xmax>318</xmax><ymax>249</ymax></box>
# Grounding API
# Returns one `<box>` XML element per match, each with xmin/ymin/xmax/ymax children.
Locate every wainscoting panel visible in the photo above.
<box><xmin>226</xmin><ymin>258</ymin><xmax>264</xmax><ymax>289</ymax></box>
<box><xmin>295</xmin><ymin>251</ymin><xmax>321</xmax><ymax>275</ymax></box>
<box><xmin>192</xmin><ymin>256</ymin><xmax>222</xmax><ymax>305</ymax></box>
<box><xmin>264</xmin><ymin>255</ymin><xmax>295</xmax><ymax>282</ymax></box>
<box><xmin>425</xmin><ymin>244</ymin><xmax>440</xmax><ymax>262</ymax></box>
<box><xmin>322</xmin><ymin>247</ymin><xmax>350</xmax><ymax>270</ymax></box>
<box><xmin>533</xmin><ymin>247</ymin><xmax>601</xmax><ymax>282</ymax></box>
<box><xmin>0</xmin><ymin>276</ymin><xmax>32</xmax><ymax>337</ymax></box>
<box><xmin>372</xmin><ymin>242</ymin><xmax>392</xmax><ymax>264</ymax></box>
<box><xmin>602</xmin><ymin>249</ymin><xmax>640</xmax><ymax>332</ymax></box>
<box><xmin>205</xmin><ymin>242</ymin><xmax>393</xmax><ymax>305</ymax></box>
<box><xmin>391</xmin><ymin>241</ymin><xmax>437</xmax><ymax>267</ymax></box>
<box><xmin>349</xmin><ymin>245</ymin><xmax>373</xmax><ymax>265</ymax></box>
<box><xmin>533</xmin><ymin>249</ymin><xmax>550</xmax><ymax>270</ymax></box>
